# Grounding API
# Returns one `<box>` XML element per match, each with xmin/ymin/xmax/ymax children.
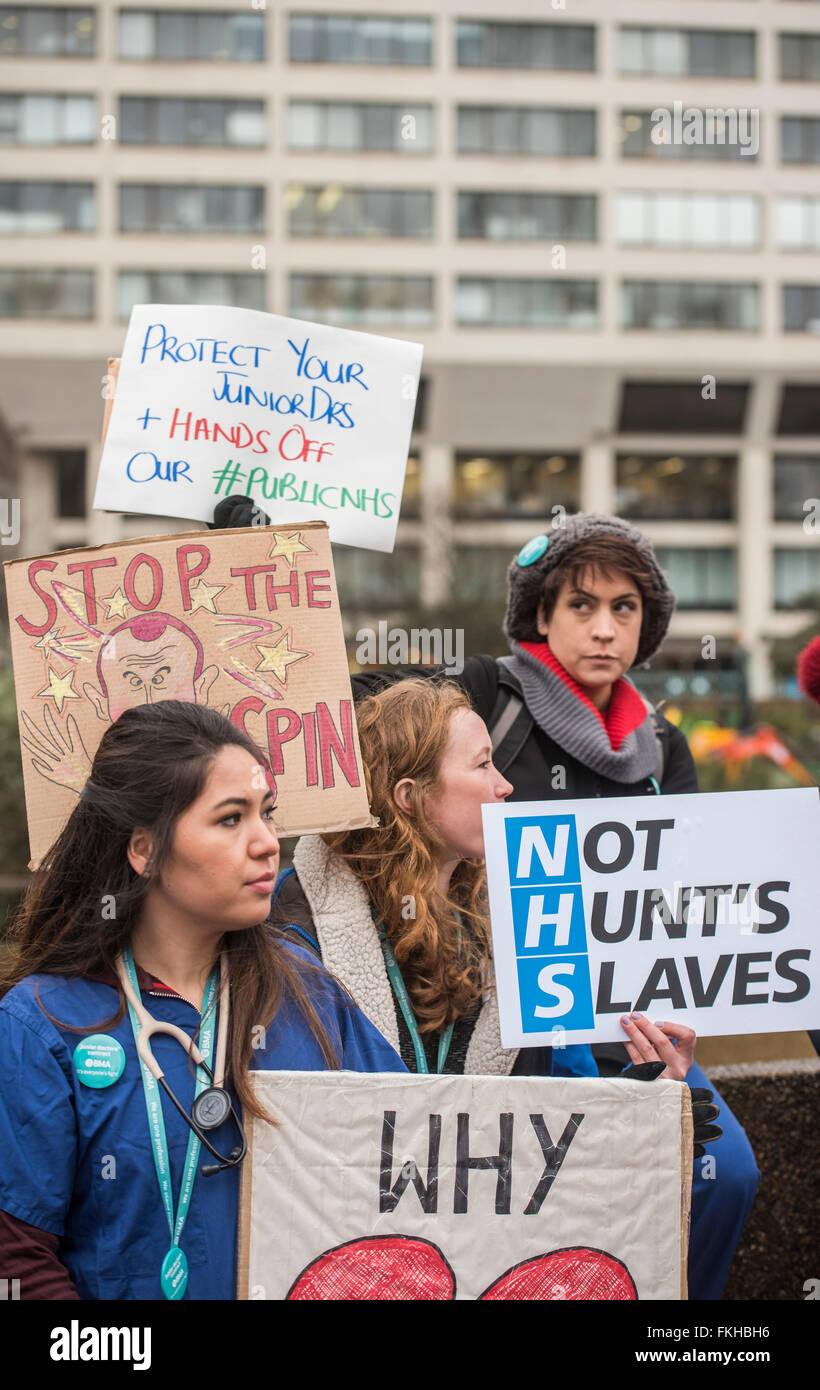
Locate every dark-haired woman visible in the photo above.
<box><xmin>0</xmin><ymin>701</ymin><xmax>405</xmax><ymax>1301</ymax></box>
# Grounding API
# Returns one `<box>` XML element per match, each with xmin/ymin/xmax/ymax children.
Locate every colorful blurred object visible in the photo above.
<box><xmin>688</xmin><ymin>720</ymin><xmax>816</xmax><ymax>786</ymax></box>
<box><xmin>796</xmin><ymin>635</ymin><xmax>820</xmax><ymax>706</ymax></box>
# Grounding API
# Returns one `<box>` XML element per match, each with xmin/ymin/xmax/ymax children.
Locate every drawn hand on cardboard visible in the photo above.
<box><xmin>286</xmin><ymin>1238</ymin><xmax>637</xmax><ymax>1301</ymax></box>
<box><xmin>19</xmin><ymin>707</ymin><xmax>93</xmax><ymax>794</ymax></box>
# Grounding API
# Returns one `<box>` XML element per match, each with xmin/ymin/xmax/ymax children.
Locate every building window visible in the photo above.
<box><xmin>653</xmin><ymin>548</ymin><xmax>737</xmax><ymax>609</ymax></box>
<box><xmin>119</xmin><ymin>97</ymin><xmax>265</xmax><ymax>147</ymax></box>
<box><xmin>780</xmin><ymin>33</ymin><xmax>820</xmax><ymax>82</ymax></box>
<box><xmin>117</xmin><ymin>10</ymin><xmax>264</xmax><ymax>61</ymax></box>
<box><xmin>0</xmin><ymin>181</ymin><xmax>94</xmax><ymax>232</ymax></box>
<box><xmin>457</xmin><ymin>278</ymin><xmax>598</xmax><ymax>328</ymax></box>
<box><xmin>776</xmin><ymin>196</ymin><xmax>820</xmax><ymax>250</ymax></box>
<box><xmin>287</xmin><ymin>101</ymin><xmax>432</xmax><ymax>153</ymax></box>
<box><xmin>456</xmin><ymin>21</ymin><xmax>595</xmax><ymax>71</ymax></box>
<box><xmin>400</xmin><ymin>455</ymin><xmax>420</xmax><ymax>518</ymax></box>
<box><xmin>287</xmin><ymin>186</ymin><xmax>432</xmax><ymax>238</ymax></box>
<box><xmin>0</xmin><ymin>268</ymin><xmax>93</xmax><ymax>318</ymax></box>
<box><xmin>776</xmin><ymin>385</ymin><xmax>820</xmax><ymax>436</ymax></box>
<box><xmin>453</xmin><ymin>453</ymin><xmax>581</xmax><ymax>519</ymax></box>
<box><xmin>619</xmin><ymin>381</ymin><xmax>750</xmax><ymax>434</ymax></box>
<box><xmin>0</xmin><ymin>6</ymin><xmax>94</xmax><ymax>56</ymax></box>
<box><xmin>621</xmin><ymin>281</ymin><xmax>758</xmax><ymax>331</ymax></box>
<box><xmin>774</xmin><ymin>456</ymin><xmax>820</xmax><ymax>522</ymax></box>
<box><xmin>618</xmin><ymin>109</ymin><xmax>757</xmax><ymax>161</ymax></box>
<box><xmin>452</xmin><ymin>547</ymin><xmax>517</xmax><ymax>604</ymax></box>
<box><xmin>289</xmin><ymin>274</ymin><xmax>433</xmax><ymax>327</ymax></box>
<box><xmin>457</xmin><ymin>106</ymin><xmax>595</xmax><ymax>157</ymax></box>
<box><xmin>117</xmin><ymin>271</ymin><xmax>265</xmax><ymax>319</ymax></box>
<box><xmin>458</xmin><ymin>191</ymin><xmax>596</xmax><ymax>241</ymax></box>
<box><xmin>781</xmin><ymin>117</ymin><xmax>820</xmax><ymax>164</ymax></box>
<box><xmin>618</xmin><ymin>27</ymin><xmax>755</xmax><ymax>78</ymax></box>
<box><xmin>774</xmin><ymin>549</ymin><xmax>820</xmax><ymax>609</ymax></box>
<box><xmin>119</xmin><ymin>184</ymin><xmax>264</xmax><ymax>234</ymax></box>
<box><xmin>55</xmin><ymin>449</ymin><xmax>85</xmax><ymax>517</ymax></box>
<box><xmin>289</xmin><ymin>14</ymin><xmax>431</xmax><ymax>65</ymax></box>
<box><xmin>616</xmin><ymin>454</ymin><xmax>737</xmax><ymax>522</ymax></box>
<box><xmin>0</xmin><ymin>93</ymin><xmax>95</xmax><ymax>144</ymax></box>
<box><xmin>783</xmin><ymin>285</ymin><xmax>820</xmax><ymax>333</ymax></box>
<box><xmin>331</xmin><ymin>544</ymin><xmax>420</xmax><ymax>608</ymax></box>
<box><xmin>615</xmin><ymin>193</ymin><xmax>759</xmax><ymax>249</ymax></box>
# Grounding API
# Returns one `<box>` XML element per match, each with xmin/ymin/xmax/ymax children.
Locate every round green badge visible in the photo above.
<box><xmin>72</xmin><ymin>1034</ymin><xmax>126</xmax><ymax>1089</ymax></box>
<box><xmin>517</xmin><ymin>534</ymin><xmax>550</xmax><ymax>567</ymax></box>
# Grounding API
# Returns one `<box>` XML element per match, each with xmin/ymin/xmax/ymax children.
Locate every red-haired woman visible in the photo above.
<box><xmin>274</xmin><ymin>679</ymin><xmax>706</xmax><ymax>1087</ymax></box>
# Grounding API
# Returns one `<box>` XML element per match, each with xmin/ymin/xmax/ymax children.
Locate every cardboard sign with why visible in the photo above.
<box><xmin>93</xmin><ymin>304</ymin><xmax>423</xmax><ymax>552</ymax></box>
<box><xmin>482</xmin><ymin>789</ymin><xmax>820</xmax><ymax>1046</ymax></box>
<box><xmin>4</xmin><ymin>522</ymin><xmax>372</xmax><ymax>865</ymax></box>
<box><xmin>238</xmin><ymin>1070</ymin><xmax>692</xmax><ymax>1301</ymax></box>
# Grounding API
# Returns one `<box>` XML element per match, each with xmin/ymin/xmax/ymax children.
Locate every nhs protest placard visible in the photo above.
<box><xmin>482</xmin><ymin>789</ymin><xmax>820</xmax><ymax>1047</ymax></box>
<box><xmin>238</xmin><ymin>1071</ymin><xmax>691</xmax><ymax>1301</ymax></box>
<box><xmin>93</xmin><ymin>305</ymin><xmax>423</xmax><ymax>552</ymax></box>
<box><xmin>4</xmin><ymin>522</ymin><xmax>372</xmax><ymax>865</ymax></box>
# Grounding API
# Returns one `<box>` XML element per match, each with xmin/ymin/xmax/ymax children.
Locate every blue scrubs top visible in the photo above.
<box><xmin>0</xmin><ymin>944</ymin><xmax>407</xmax><ymax>1300</ymax></box>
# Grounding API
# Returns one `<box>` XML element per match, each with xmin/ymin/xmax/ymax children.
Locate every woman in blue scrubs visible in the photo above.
<box><xmin>0</xmin><ymin>700</ymin><xmax>405</xmax><ymax>1300</ymax></box>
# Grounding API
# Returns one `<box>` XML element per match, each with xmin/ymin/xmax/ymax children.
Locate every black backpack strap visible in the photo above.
<box><xmin>638</xmin><ymin>695</ymin><xmax>666</xmax><ymax>785</ymax></box>
<box><xmin>489</xmin><ymin>657</ymin><xmax>535</xmax><ymax>775</ymax></box>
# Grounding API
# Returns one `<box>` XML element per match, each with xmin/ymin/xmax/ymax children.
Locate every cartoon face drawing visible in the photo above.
<box><xmin>83</xmin><ymin>613</ymin><xmax>218</xmax><ymax>722</ymax></box>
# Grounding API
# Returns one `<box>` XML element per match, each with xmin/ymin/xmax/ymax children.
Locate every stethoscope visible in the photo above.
<box><xmin>116</xmin><ymin>952</ymin><xmax>248</xmax><ymax>1176</ymax></box>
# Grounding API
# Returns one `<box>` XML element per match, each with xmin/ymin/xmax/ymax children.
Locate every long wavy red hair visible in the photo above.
<box><xmin>324</xmin><ymin>679</ymin><xmax>492</xmax><ymax>1035</ymax></box>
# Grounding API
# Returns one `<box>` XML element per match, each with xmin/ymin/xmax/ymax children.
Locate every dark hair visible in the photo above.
<box><xmin>538</xmin><ymin>535</ymin><xmax>656</xmax><ymax>649</ymax></box>
<box><xmin>1</xmin><ymin>700</ymin><xmax>342</xmax><ymax>1120</ymax></box>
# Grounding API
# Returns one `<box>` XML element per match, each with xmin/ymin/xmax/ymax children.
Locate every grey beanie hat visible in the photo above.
<box><xmin>503</xmin><ymin>513</ymin><xmax>675</xmax><ymax>667</ymax></box>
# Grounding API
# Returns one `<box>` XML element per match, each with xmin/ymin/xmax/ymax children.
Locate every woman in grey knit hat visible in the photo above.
<box><xmin>352</xmin><ymin>510</ymin><xmax>760</xmax><ymax>1301</ymax></box>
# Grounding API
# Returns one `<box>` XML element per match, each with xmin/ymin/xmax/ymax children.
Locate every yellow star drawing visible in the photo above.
<box><xmin>188</xmin><ymin>578</ymin><xmax>226</xmax><ymax>614</ymax></box>
<box><xmin>36</xmin><ymin>666</ymin><xmax>80</xmax><ymax>714</ymax></box>
<box><xmin>254</xmin><ymin>631</ymin><xmax>311</xmax><ymax>686</ymax></box>
<box><xmin>267</xmin><ymin>532</ymin><xmax>313</xmax><ymax>568</ymax></box>
<box><xmin>100</xmin><ymin>588</ymin><xmax>130</xmax><ymax>621</ymax></box>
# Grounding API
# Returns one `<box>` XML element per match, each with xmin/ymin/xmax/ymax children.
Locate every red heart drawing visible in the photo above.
<box><xmin>479</xmin><ymin>1247</ymin><xmax>637</xmax><ymax>1301</ymax></box>
<box><xmin>286</xmin><ymin>1235</ymin><xmax>456</xmax><ymax>1300</ymax></box>
<box><xmin>286</xmin><ymin>1239</ymin><xmax>636</xmax><ymax>1301</ymax></box>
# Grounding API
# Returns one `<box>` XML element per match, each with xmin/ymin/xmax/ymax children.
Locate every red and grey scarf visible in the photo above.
<box><xmin>505</xmin><ymin>640</ymin><xmax>660</xmax><ymax>784</ymax></box>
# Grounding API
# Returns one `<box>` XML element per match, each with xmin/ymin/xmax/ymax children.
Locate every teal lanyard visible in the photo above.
<box><xmin>376</xmin><ymin>925</ymin><xmax>454</xmax><ymax>1074</ymax></box>
<box><xmin>122</xmin><ymin>947</ymin><xmax>219</xmax><ymax>1299</ymax></box>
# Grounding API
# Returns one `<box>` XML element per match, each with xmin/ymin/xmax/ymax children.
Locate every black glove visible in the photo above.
<box><xmin>690</xmin><ymin>1087</ymin><xmax>722</xmax><ymax>1159</ymax></box>
<box><xmin>208</xmin><ymin>496</ymin><xmax>271</xmax><ymax>529</ymax></box>
<box><xmin>620</xmin><ymin>1060</ymin><xmax>665</xmax><ymax>1081</ymax></box>
<box><xmin>619</xmin><ymin>1066</ymin><xmax>723</xmax><ymax>1158</ymax></box>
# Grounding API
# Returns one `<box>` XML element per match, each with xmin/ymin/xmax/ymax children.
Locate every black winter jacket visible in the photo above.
<box><xmin>352</xmin><ymin>653</ymin><xmax>699</xmax><ymax>801</ymax></box>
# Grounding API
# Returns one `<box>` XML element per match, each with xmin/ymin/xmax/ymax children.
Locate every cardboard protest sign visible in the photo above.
<box><xmin>92</xmin><ymin>304</ymin><xmax>423</xmax><ymax>552</ymax></box>
<box><xmin>482</xmin><ymin>789</ymin><xmax>820</xmax><ymax>1047</ymax></box>
<box><xmin>238</xmin><ymin>1071</ymin><xmax>691</xmax><ymax>1301</ymax></box>
<box><xmin>5</xmin><ymin>522</ymin><xmax>372</xmax><ymax>865</ymax></box>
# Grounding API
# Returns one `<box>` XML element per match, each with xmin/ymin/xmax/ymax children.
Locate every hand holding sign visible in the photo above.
<box><xmin>620</xmin><ymin>1014</ymin><xmax>697</xmax><ymax>1081</ymax></box>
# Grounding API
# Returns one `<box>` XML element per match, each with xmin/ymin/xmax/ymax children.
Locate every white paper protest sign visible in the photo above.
<box><xmin>482</xmin><ymin>787</ymin><xmax>820</xmax><ymax>1047</ymax></box>
<box><xmin>238</xmin><ymin>1071</ymin><xmax>690</xmax><ymax>1301</ymax></box>
<box><xmin>93</xmin><ymin>304</ymin><xmax>423</xmax><ymax>551</ymax></box>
